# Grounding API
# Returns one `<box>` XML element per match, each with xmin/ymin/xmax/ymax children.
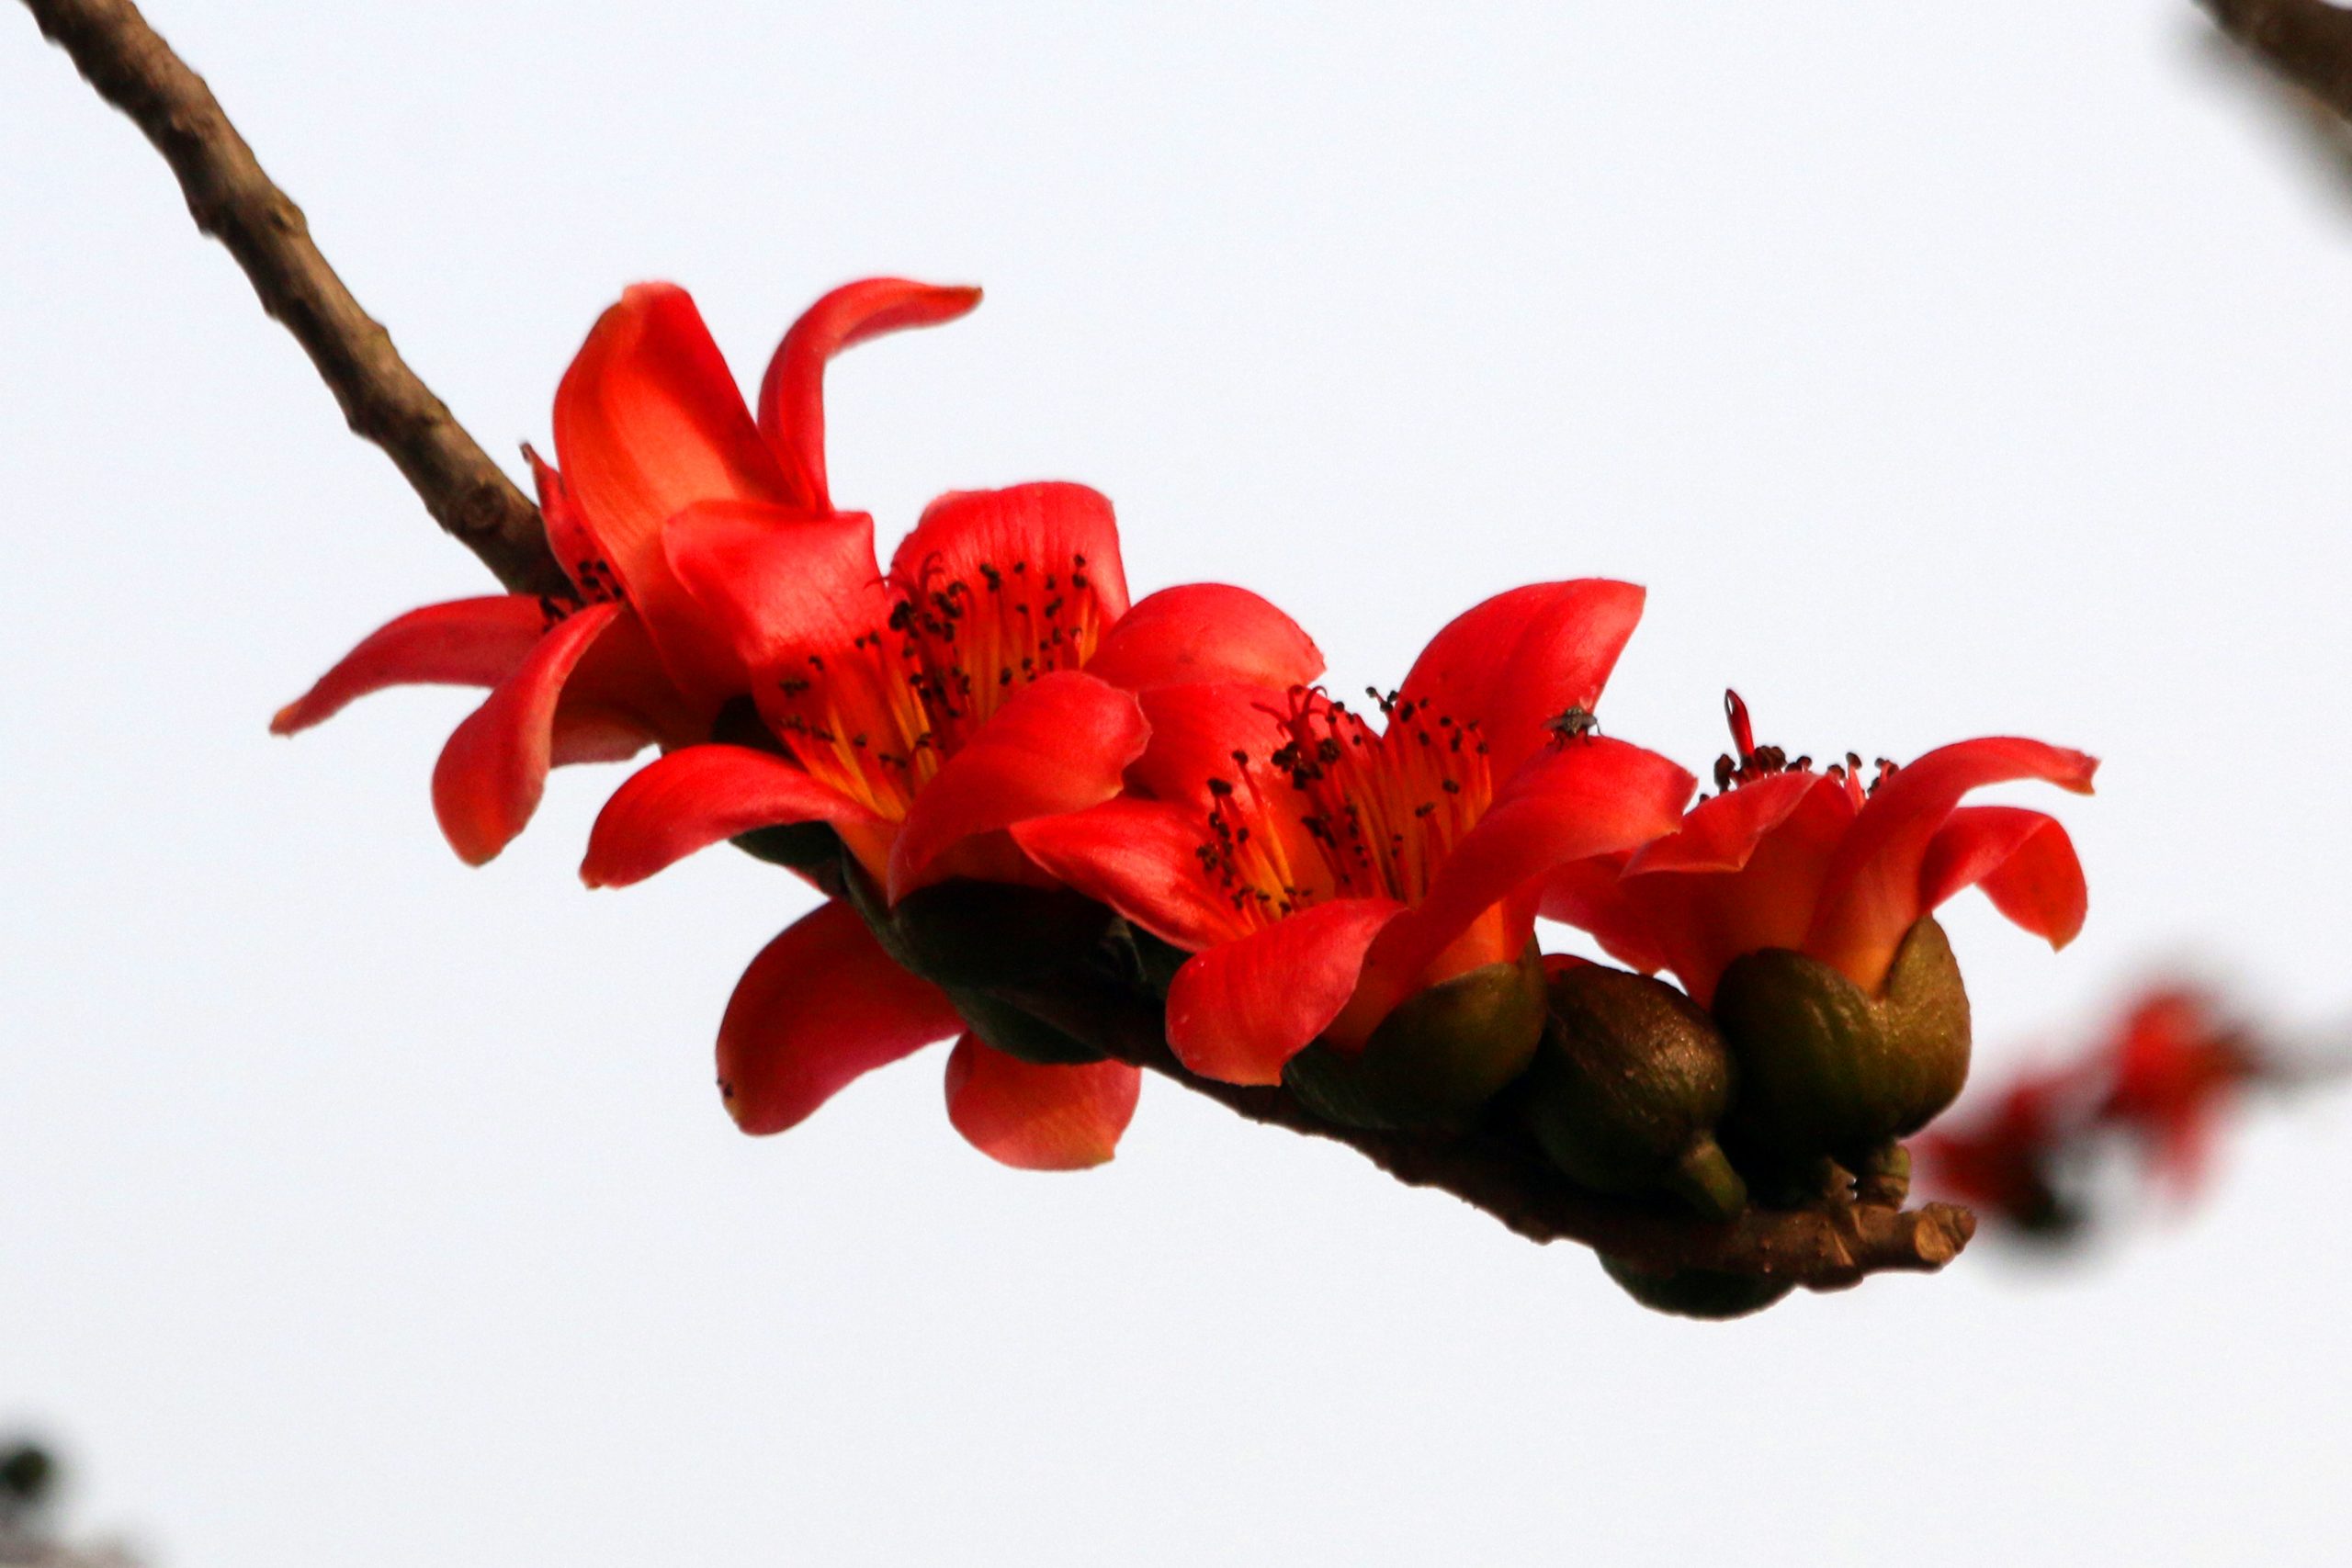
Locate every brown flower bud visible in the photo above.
<box><xmin>1284</xmin><ymin>945</ymin><xmax>1547</xmax><ymax>1129</ymax></box>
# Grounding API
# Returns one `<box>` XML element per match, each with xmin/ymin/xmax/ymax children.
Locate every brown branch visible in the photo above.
<box><xmin>22</xmin><ymin>0</ymin><xmax>1971</xmax><ymax>1295</ymax></box>
<box><xmin>1003</xmin><ymin>981</ymin><xmax>1973</xmax><ymax>1292</ymax></box>
<box><xmin>2202</xmin><ymin>0</ymin><xmax>2352</xmax><ymax>120</ymax></box>
<box><xmin>17</xmin><ymin>0</ymin><xmax>567</xmax><ymax>596</ymax></box>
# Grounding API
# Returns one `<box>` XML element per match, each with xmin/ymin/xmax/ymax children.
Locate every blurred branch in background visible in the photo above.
<box><xmin>0</xmin><ymin>1442</ymin><xmax>141</xmax><ymax>1568</ymax></box>
<box><xmin>2203</xmin><ymin>0</ymin><xmax>2352</xmax><ymax>120</ymax></box>
<box><xmin>1917</xmin><ymin>984</ymin><xmax>2351</xmax><ymax>1247</ymax></box>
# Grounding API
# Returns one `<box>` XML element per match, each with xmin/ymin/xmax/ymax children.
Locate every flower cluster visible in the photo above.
<box><xmin>277</xmin><ymin>279</ymin><xmax>2098</xmax><ymax>1214</ymax></box>
<box><xmin>1917</xmin><ymin>986</ymin><xmax>2282</xmax><ymax>1237</ymax></box>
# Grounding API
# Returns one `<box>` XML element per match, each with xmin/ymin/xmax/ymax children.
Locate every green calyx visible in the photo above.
<box><xmin>943</xmin><ymin>986</ymin><xmax>1106</xmax><ymax>1066</ymax></box>
<box><xmin>1283</xmin><ymin>945</ymin><xmax>1548</xmax><ymax>1130</ymax></box>
<box><xmin>1710</xmin><ymin>917</ymin><xmax>1971</xmax><ymax>1172</ymax></box>
<box><xmin>1521</xmin><ymin>964</ymin><xmax>1747</xmax><ymax>1222</ymax></box>
<box><xmin>841</xmin><ymin>861</ymin><xmax>1114</xmax><ymax>991</ymax></box>
<box><xmin>1599</xmin><ymin>1253</ymin><xmax>1795</xmax><ymax>1321</ymax></box>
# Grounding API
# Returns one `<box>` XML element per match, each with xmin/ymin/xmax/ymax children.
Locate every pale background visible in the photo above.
<box><xmin>5</xmin><ymin>2</ymin><xmax>2349</xmax><ymax>1563</ymax></box>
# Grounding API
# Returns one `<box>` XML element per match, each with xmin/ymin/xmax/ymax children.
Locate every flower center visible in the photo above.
<box><xmin>1200</xmin><ymin>686</ymin><xmax>1495</xmax><ymax>926</ymax></box>
<box><xmin>765</xmin><ymin>551</ymin><xmax>1107</xmax><ymax>820</ymax></box>
<box><xmin>1713</xmin><ymin>688</ymin><xmax>1897</xmax><ymax>806</ymax></box>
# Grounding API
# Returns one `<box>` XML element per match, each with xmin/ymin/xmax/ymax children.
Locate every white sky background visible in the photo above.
<box><xmin>5</xmin><ymin>1</ymin><xmax>2350</xmax><ymax>1562</ymax></box>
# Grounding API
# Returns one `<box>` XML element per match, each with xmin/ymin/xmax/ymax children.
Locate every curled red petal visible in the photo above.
<box><xmin>718</xmin><ymin>901</ymin><xmax>966</xmax><ymax>1135</ymax></box>
<box><xmin>756</xmin><ymin>277</ymin><xmax>983</xmax><ymax>513</ymax></box>
<box><xmin>1396</xmin><ymin>580</ymin><xmax>1646</xmax><ymax>782</ymax></box>
<box><xmin>1804</xmin><ymin>738</ymin><xmax>2098</xmax><ymax>992</ymax></box>
<box><xmin>1165</xmin><ymin>898</ymin><xmax>1407</xmax><ymax>1085</ymax></box>
<box><xmin>525</xmin><ymin>446</ymin><xmax>616</xmax><ymax>603</ymax></box>
<box><xmin>886</xmin><ymin>671</ymin><xmax>1150</xmax><ymax>901</ymax></box>
<box><xmin>1349</xmin><ymin>737</ymin><xmax>1695</xmax><ymax>1026</ymax></box>
<box><xmin>1918</xmin><ymin>805</ymin><xmax>2088</xmax><ymax>951</ymax></box>
<box><xmin>1012</xmin><ymin>797</ymin><xmax>1246</xmax><ymax>953</ymax></box>
<box><xmin>943</xmin><ymin>1036</ymin><xmax>1142</xmax><ymax>1170</ymax></box>
<box><xmin>271</xmin><ymin>596</ymin><xmax>553</xmax><ymax>736</ymax></box>
<box><xmin>581</xmin><ymin>744</ymin><xmax>883</xmax><ymax>888</ymax></box>
<box><xmin>1082</xmin><ymin>583</ymin><xmax>1324</xmax><ymax>693</ymax></box>
<box><xmin>552</xmin><ymin>283</ymin><xmax>794</xmax><ymax>604</ymax></box>
<box><xmin>662</xmin><ymin>498</ymin><xmax>888</xmax><ymax>674</ymax></box>
<box><xmin>889</xmin><ymin>482</ymin><xmax>1131</xmax><ymax>624</ymax></box>
<box><xmin>427</xmin><ymin>603</ymin><xmax>625</xmax><ymax>864</ymax></box>
<box><xmin>1624</xmin><ymin>770</ymin><xmax>1820</xmax><ymax>875</ymax></box>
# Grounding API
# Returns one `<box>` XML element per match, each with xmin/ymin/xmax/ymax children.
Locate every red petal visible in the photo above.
<box><xmin>1805</xmin><ymin>738</ymin><xmax>2098</xmax><ymax>992</ymax></box>
<box><xmin>1539</xmin><ymin>852</ymin><xmax>1670</xmax><ymax>974</ymax></box>
<box><xmin>1350</xmin><ymin>738</ymin><xmax>1694</xmax><ymax>1025</ymax></box>
<box><xmin>756</xmin><ymin>278</ymin><xmax>983</xmax><ymax>513</ymax></box>
<box><xmin>1919</xmin><ymin>806</ymin><xmax>2088</xmax><ymax>951</ymax></box>
<box><xmin>548</xmin><ymin>605</ymin><xmax>702</xmax><ymax>761</ymax></box>
<box><xmin>943</xmin><ymin>1036</ymin><xmax>1141</xmax><ymax>1170</ymax></box>
<box><xmin>428</xmin><ymin>602</ymin><xmax>626</xmax><ymax>864</ymax></box>
<box><xmin>1624</xmin><ymin>770</ymin><xmax>1819</xmax><ymax>874</ymax></box>
<box><xmin>271</xmin><ymin>597</ymin><xmax>552</xmax><ymax>735</ymax></box>
<box><xmin>552</xmin><ymin>283</ymin><xmax>794</xmax><ymax>604</ymax></box>
<box><xmin>525</xmin><ymin>446</ymin><xmax>618</xmax><ymax>603</ymax></box>
<box><xmin>888</xmin><ymin>482</ymin><xmax>1131</xmax><ymax>624</ymax></box>
<box><xmin>718</xmin><ymin>901</ymin><xmax>966</xmax><ymax>1134</ymax></box>
<box><xmin>886</xmin><ymin>671</ymin><xmax>1150</xmax><ymax>901</ymax></box>
<box><xmin>581</xmin><ymin>744</ymin><xmax>883</xmax><ymax>888</ymax></box>
<box><xmin>1123</xmin><ymin>682</ymin><xmax>1296</xmax><ymax>808</ymax></box>
<box><xmin>1012</xmin><ymin>797</ymin><xmax>1246</xmax><ymax>953</ymax></box>
<box><xmin>662</xmin><ymin>498</ymin><xmax>888</xmax><ymax>673</ymax></box>
<box><xmin>1165</xmin><ymin>898</ymin><xmax>1406</xmax><ymax>1085</ymax></box>
<box><xmin>1396</xmin><ymin>581</ymin><xmax>1645</xmax><ymax>781</ymax></box>
<box><xmin>1083</xmin><ymin>583</ymin><xmax>1323</xmax><ymax>693</ymax></box>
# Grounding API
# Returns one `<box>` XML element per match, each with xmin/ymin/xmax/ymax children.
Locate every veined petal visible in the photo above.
<box><xmin>1350</xmin><ymin>738</ymin><xmax>1695</xmax><ymax>1026</ymax></box>
<box><xmin>582</xmin><ymin>744</ymin><xmax>882</xmax><ymax>888</ymax></box>
<box><xmin>756</xmin><ymin>277</ymin><xmax>983</xmax><ymax>513</ymax></box>
<box><xmin>1805</xmin><ymin>737</ymin><xmax>2098</xmax><ymax>992</ymax></box>
<box><xmin>886</xmin><ymin>671</ymin><xmax>1150</xmax><ymax>901</ymax></box>
<box><xmin>430</xmin><ymin>602</ymin><xmax>626</xmax><ymax>865</ymax></box>
<box><xmin>553</xmin><ymin>283</ymin><xmax>794</xmax><ymax>603</ymax></box>
<box><xmin>718</xmin><ymin>901</ymin><xmax>965</xmax><ymax>1135</ymax></box>
<box><xmin>271</xmin><ymin>597</ymin><xmax>553</xmax><ymax>736</ymax></box>
<box><xmin>1082</xmin><ymin>583</ymin><xmax>1323</xmax><ymax>693</ymax></box>
<box><xmin>1012</xmin><ymin>797</ymin><xmax>1248</xmax><ymax>953</ymax></box>
<box><xmin>1396</xmin><ymin>580</ymin><xmax>1646</xmax><ymax>781</ymax></box>
<box><xmin>1624</xmin><ymin>770</ymin><xmax>1819</xmax><ymax>875</ymax></box>
<box><xmin>1165</xmin><ymin>898</ymin><xmax>1406</xmax><ymax>1085</ymax></box>
<box><xmin>943</xmin><ymin>1036</ymin><xmax>1141</xmax><ymax>1170</ymax></box>
<box><xmin>1920</xmin><ymin>805</ymin><xmax>2088</xmax><ymax>952</ymax></box>
<box><xmin>662</xmin><ymin>498</ymin><xmax>888</xmax><ymax>673</ymax></box>
<box><xmin>889</xmin><ymin>482</ymin><xmax>1131</xmax><ymax>624</ymax></box>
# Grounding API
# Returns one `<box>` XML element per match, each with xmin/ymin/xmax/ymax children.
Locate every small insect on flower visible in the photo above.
<box><xmin>1545</xmin><ymin>705</ymin><xmax>1600</xmax><ymax>745</ymax></box>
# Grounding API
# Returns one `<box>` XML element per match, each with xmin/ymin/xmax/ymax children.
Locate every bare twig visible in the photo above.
<box><xmin>2202</xmin><ymin>0</ymin><xmax>2352</xmax><ymax>121</ymax></box>
<box><xmin>17</xmin><ymin>0</ymin><xmax>567</xmax><ymax>596</ymax></box>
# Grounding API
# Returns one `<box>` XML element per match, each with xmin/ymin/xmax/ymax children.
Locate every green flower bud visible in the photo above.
<box><xmin>1521</xmin><ymin>964</ymin><xmax>1747</xmax><ymax>1222</ymax></box>
<box><xmin>1598</xmin><ymin>1253</ymin><xmax>1794</xmax><ymax>1320</ymax></box>
<box><xmin>1711</xmin><ymin>917</ymin><xmax>1971</xmax><ymax>1173</ymax></box>
<box><xmin>1284</xmin><ymin>945</ymin><xmax>1547</xmax><ymax>1130</ymax></box>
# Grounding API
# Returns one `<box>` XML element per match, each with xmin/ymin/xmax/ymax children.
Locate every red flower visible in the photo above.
<box><xmin>272</xmin><ymin>277</ymin><xmax>981</xmax><ymax>863</ymax></box>
<box><xmin>574</xmin><ymin>469</ymin><xmax>1322</xmax><ymax>1168</ymax></box>
<box><xmin>2098</xmin><ymin>987</ymin><xmax>2259</xmax><ymax>1200</ymax></box>
<box><xmin>1912</xmin><ymin>1061</ymin><xmax>2100</xmax><ymax>1230</ymax></box>
<box><xmin>1013</xmin><ymin>582</ymin><xmax>1698</xmax><ymax>1085</ymax></box>
<box><xmin>1544</xmin><ymin>691</ymin><xmax>2098</xmax><ymax>1004</ymax></box>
